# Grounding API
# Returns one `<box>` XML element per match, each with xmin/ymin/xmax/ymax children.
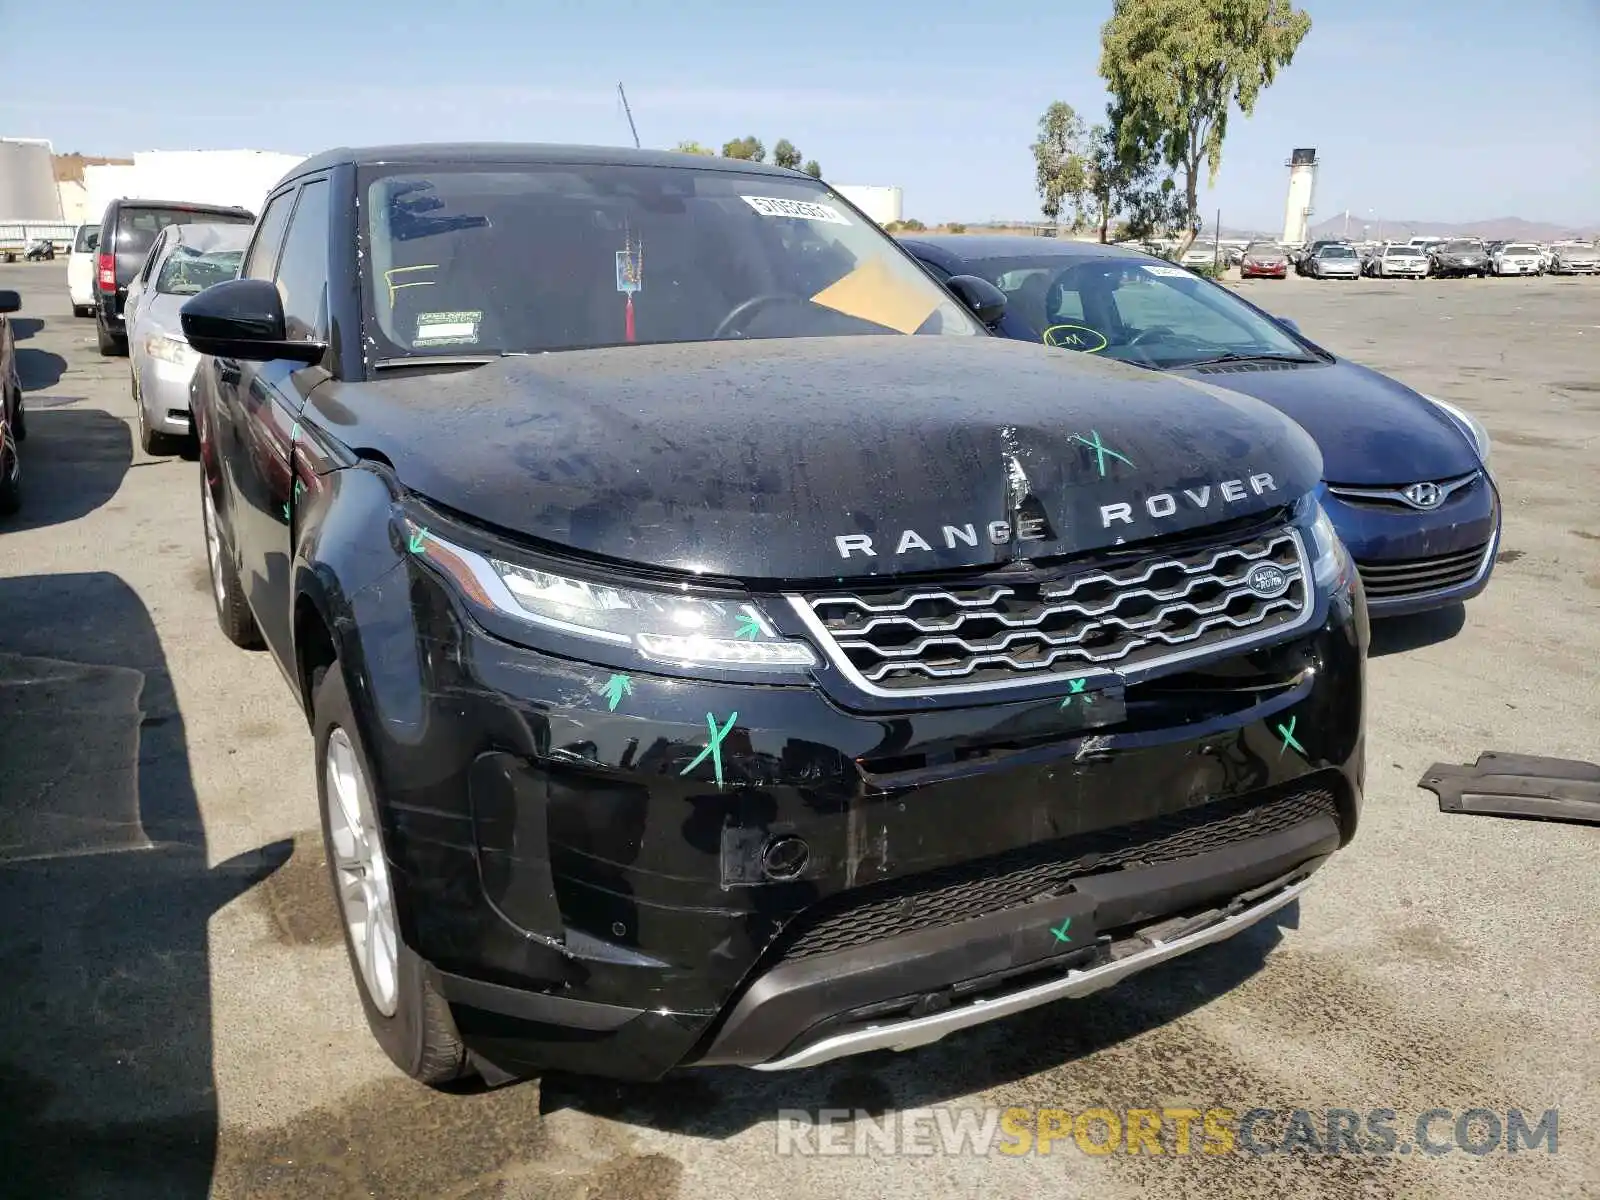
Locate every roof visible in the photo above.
<box><xmin>897</xmin><ymin>234</ymin><xmax>1149</xmax><ymax>261</ymax></box>
<box><xmin>278</xmin><ymin>142</ymin><xmax>809</xmax><ymax>189</ymax></box>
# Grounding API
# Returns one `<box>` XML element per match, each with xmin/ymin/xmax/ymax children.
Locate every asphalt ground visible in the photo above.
<box><xmin>1</xmin><ymin>261</ymin><xmax>1596</xmax><ymax>1200</ymax></box>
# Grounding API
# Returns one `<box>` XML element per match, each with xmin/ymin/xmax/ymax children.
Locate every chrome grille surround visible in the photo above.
<box><xmin>1326</xmin><ymin>471</ymin><xmax>1479</xmax><ymax>512</ymax></box>
<box><xmin>788</xmin><ymin>527</ymin><xmax>1314</xmax><ymax>699</ymax></box>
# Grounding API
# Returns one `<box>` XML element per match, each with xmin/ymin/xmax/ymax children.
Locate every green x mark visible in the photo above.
<box><xmin>1050</xmin><ymin>918</ymin><xmax>1073</xmax><ymax>944</ymax></box>
<box><xmin>680</xmin><ymin>711</ymin><xmax>739</xmax><ymax>788</ymax></box>
<box><xmin>1060</xmin><ymin>678</ymin><xmax>1092</xmax><ymax>709</ymax></box>
<box><xmin>1276</xmin><ymin>715</ymin><xmax>1306</xmax><ymax>758</ymax></box>
<box><xmin>1069</xmin><ymin>430</ymin><xmax>1135</xmax><ymax>477</ymax></box>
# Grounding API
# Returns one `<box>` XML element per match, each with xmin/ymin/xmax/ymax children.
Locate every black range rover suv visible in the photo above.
<box><xmin>181</xmin><ymin>144</ymin><xmax>1366</xmax><ymax>1086</ymax></box>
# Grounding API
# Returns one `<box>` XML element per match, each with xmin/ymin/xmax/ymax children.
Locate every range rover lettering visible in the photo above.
<box><xmin>183</xmin><ymin>144</ymin><xmax>1366</xmax><ymax>1087</ymax></box>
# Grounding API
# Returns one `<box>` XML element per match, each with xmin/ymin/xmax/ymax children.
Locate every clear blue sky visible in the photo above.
<box><xmin>2</xmin><ymin>0</ymin><xmax>1595</xmax><ymax>230</ymax></box>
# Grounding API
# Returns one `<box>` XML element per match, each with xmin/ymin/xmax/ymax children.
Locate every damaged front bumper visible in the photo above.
<box><xmin>341</xmin><ymin>553</ymin><xmax>1366</xmax><ymax>1081</ymax></box>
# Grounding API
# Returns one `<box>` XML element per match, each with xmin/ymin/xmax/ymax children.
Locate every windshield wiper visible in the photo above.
<box><xmin>372</xmin><ymin>353</ymin><xmax>527</xmax><ymax>371</ymax></box>
<box><xmin>1171</xmin><ymin>350</ymin><xmax>1321</xmax><ymax>368</ymax></box>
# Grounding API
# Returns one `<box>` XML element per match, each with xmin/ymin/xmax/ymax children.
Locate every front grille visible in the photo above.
<box><xmin>1356</xmin><ymin>543</ymin><xmax>1488</xmax><ymax>599</ymax></box>
<box><xmin>793</xmin><ymin>528</ymin><xmax>1310</xmax><ymax>696</ymax></box>
<box><xmin>777</xmin><ymin>782</ymin><xmax>1340</xmax><ymax>960</ymax></box>
<box><xmin>1326</xmin><ymin>472</ymin><xmax>1478</xmax><ymax>513</ymax></box>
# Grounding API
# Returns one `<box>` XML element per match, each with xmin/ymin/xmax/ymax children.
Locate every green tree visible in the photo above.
<box><xmin>1031</xmin><ymin>101</ymin><xmax>1092</xmax><ymax>228</ymax></box>
<box><xmin>1085</xmin><ymin>117</ymin><xmax>1187</xmax><ymax>243</ymax></box>
<box><xmin>803</xmin><ymin>159</ymin><xmax>822</xmax><ymax>178</ymax></box>
<box><xmin>673</xmin><ymin>140</ymin><xmax>714</xmax><ymax>155</ymax></box>
<box><xmin>773</xmin><ymin>139</ymin><xmax>802</xmax><ymax>169</ymax></box>
<box><xmin>1100</xmin><ymin>0</ymin><xmax>1312</xmax><ymax>255</ymax></box>
<box><xmin>721</xmin><ymin>135</ymin><xmax>766</xmax><ymax>162</ymax></box>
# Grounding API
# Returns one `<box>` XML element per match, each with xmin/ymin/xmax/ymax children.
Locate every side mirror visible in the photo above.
<box><xmin>944</xmin><ymin>274</ymin><xmax>1007</xmax><ymax>327</ymax></box>
<box><xmin>1276</xmin><ymin>316</ymin><xmax>1303</xmax><ymax>336</ymax></box>
<box><xmin>0</xmin><ymin>289</ymin><xmax>19</xmax><ymax>315</ymax></box>
<box><xmin>180</xmin><ymin>278</ymin><xmax>326</xmax><ymax>365</ymax></box>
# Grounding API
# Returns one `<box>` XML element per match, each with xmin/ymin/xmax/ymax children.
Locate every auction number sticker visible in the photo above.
<box><xmin>741</xmin><ymin>195</ymin><xmax>852</xmax><ymax>225</ymax></box>
<box><xmin>415</xmin><ymin>310</ymin><xmax>481</xmax><ymax>346</ymax></box>
<box><xmin>1141</xmin><ymin>264</ymin><xmax>1192</xmax><ymax>278</ymax></box>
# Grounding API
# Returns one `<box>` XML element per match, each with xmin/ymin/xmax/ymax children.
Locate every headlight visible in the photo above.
<box><xmin>146</xmin><ymin>332</ymin><xmax>197</xmax><ymax>366</ymax></box>
<box><xmin>399</xmin><ymin>513</ymin><xmax>818</xmax><ymax>674</ymax></box>
<box><xmin>1421</xmin><ymin>394</ymin><xmax>1491</xmax><ymax>471</ymax></box>
<box><xmin>1299</xmin><ymin>495</ymin><xmax>1351</xmax><ymax>592</ymax></box>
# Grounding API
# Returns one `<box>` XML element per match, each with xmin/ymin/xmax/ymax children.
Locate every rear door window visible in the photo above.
<box><xmin>74</xmin><ymin>225</ymin><xmax>99</xmax><ymax>253</ymax></box>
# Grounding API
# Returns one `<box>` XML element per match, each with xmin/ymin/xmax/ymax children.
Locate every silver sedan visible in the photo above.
<box><xmin>127</xmin><ymin>223</ymin><xmax>251</xmax><ymax>454</ymax></box>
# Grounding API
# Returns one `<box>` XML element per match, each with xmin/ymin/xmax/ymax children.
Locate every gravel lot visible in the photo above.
<box><xmin>1</xmin><ymin>261</ymin><xmax>1596</xmax><ymax>1200</ymax></box>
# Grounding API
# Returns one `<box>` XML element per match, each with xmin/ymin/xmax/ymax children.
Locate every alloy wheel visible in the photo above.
<box><xmin>324</xmin><ymin>727</ymin><xmax>400</xmax><ymax>1017</ymax></box>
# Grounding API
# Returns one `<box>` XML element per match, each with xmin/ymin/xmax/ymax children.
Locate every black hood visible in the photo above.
<box><xmin>309</xmin><ymin>336</ymin><xmax>1322</xmax><ymax>582</ymax></box>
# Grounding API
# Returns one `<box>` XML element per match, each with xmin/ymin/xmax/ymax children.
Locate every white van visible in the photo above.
<box><xmin>67</xmin><ymin>223</ymin><xmax>100</xmax><ymax>317</ymax></box>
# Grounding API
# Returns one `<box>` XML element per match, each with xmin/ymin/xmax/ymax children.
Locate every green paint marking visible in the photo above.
<box><xmin>680</xmin><ymin>711</ymin><xmax>739</xmax><ymax>788</ymax></box>
<box><xmin>1050</xmin><ymin>918</ymin><xmax>1073</xmax><ymax>944</ymax></box>
<box><xmin>407</xmin><ymin>527</ymin><xmax>427</xmax><ymax>554</ymax></box>
<box><xmin>734</xmin><ymin>612</ymin><xmax>763</xmax><ymax>640</ymax></box>
<box><xmin>1276</xmin><ymin>715</ymin><xmax>1306</xmax><ymax>758</ymax></box>
<box><xmin>281</xmin><ymin>501</ymin><xmax>290</xmax><ymax>521</ymax></box>
<box><xmin>290</xmin><ymin>422</ymin><xmax>300</xmax><ymax>442</ymax></box>
<box><xmin>600</xmin><ymin>673</ymin><xmax>634</xmax><ymax>712</ymax></box>
<box><xmin>1060</xmin><ymin>678</ymin><xmax>1092</xmax><ymax>708</ymax></box>
<box><xmin>1070</xmin><ymin>430</ymin><xmax>1135</xmax><ymax>477</ymax></box>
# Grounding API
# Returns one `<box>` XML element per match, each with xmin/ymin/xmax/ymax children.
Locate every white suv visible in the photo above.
<box><xmin>66</xmin><ymin>223</ymin><xmax>100</xmax><ymax>317</ymax></box>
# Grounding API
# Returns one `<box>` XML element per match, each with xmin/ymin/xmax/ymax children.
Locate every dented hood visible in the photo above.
<box><xmin>309</xmin><ymin>336</ymin><xmax>1322</xmax><ymax>581</ymax></box>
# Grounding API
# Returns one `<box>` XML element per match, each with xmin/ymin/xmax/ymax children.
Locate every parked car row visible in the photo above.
<box><xmin>18</xmin><ymin>144</ymin><xmax>1496</xmax><ymax>1096</ymax></box>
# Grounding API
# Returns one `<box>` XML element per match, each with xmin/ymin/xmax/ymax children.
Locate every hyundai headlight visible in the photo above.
<box><xmin>147</xmin><ymin>332</ymin><xmax>197</xmax><ymax>367</ymax></box>
<box><xmin>398</xmin><ymin>513</ymin><xmax>817</xmax><ymax>674</ymax></box>
<box><xmin>1421</xmin><ymin>394</ymin><xmax>1491</xmax><ymax>471</ymax></box>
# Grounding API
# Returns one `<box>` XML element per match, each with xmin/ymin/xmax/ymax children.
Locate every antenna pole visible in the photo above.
<box><xmin>617</xmin><ymin>83</ymin><xmax>641</xmax><ymax>149</ymax></box>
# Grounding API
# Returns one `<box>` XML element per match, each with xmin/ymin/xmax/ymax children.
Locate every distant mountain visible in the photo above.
<box><xmin>1306</xmin><ymin>214</ymin><xmax>1596</xmax><ymax>242</ymax></box>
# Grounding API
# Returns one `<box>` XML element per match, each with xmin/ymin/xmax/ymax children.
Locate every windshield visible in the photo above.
<box><xmin>1385</xmin><ymin>246</ymin><xmax>1420</xmax><ymax>255</ymax></box>
<box><xmin>1321</xmin><ymin>246</ymin><xmax>1356</xmax><ymax>258</ymax></box>
<box><xmin>1503</xmin><ymin>244</ymin><xmax>1538</xmax><ymax>254</ymax></box>
<box><xmin>1244</xmin><ymin>242</ymin><xmax>1281</xmax><ymax>255</ymax></box>
<box><xmin>955</xmin><ymin>253</ymin><xmax>1311</xmax><ymax>370</ymax></box>
<box><xmin>156</xmin><ymin>247</ymin><xmax>245</xmax><ymax>296</ymax></box>
<box><xmin>358</xmin><ymin>163</ymin><xmax>980</xmax><ymax>358</ymax></box>
<box><xmin>73</xmin><ymin>224</ymin><xmax>98</xmax><ymax>253</ymax></box>
<box><xmin>1441</xmin><ymin>241</ymin><xmax>1481</xmax><ymax>253</ymax></box>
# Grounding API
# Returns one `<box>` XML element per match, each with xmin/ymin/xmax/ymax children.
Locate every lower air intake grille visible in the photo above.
<box><xmin>776</xmin><ymin>782</ymin><xmax>1340</xmax><ymax>961</ymax></box>
<box><xmin>793</xmin><ymin>527</ymin><xmax>1311</xmax><ymax>697</ymax></box>
<box><xmin>1356</xmin><ymin>543</ymin><xmax>1488</xmax><ymax>599</ymax></box>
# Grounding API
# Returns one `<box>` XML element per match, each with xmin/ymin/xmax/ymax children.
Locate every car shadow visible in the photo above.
<box><xmin>4</xmin><ymin>408</ymin><xmax>132</xmax><ymax>533</ymax></box>
<box><xmin>17</xmin><ymin>347</ymin><xmax>68</xmax><ymax>390</ymax></box>
<box><xmin>9</xmin><ymin>316</ymin><xmax>44</xmax><ymax>341</ymax></box>
<box><xmin>538</xmin><ymin>899</ymin><xmax>1299</xmax><ymax>1137</ymax></box>
<box><xmin>1368</xmin><ymin>604</ymin><xmax>1467</xmax><ymax>657</ymax></box>
<box><xmin>0</xmin><ymin>572</ymin><xmax>290</xmax><ymax>1199</ymax></box>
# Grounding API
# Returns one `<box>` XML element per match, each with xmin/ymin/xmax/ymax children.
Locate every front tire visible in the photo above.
<box><xmin>133</xmin><ymin>368</ymin><xmax>182</xmax><ymax>455</ymax></box>
<box><xmin>313</xmin><ymin>661</ymin><xmax>472</xmax><ymax>1086</ymax></box>
<box><xmin>0</xmin><ymin>420</ymin><xmax>19</xmax><ymax>517</ymax></box>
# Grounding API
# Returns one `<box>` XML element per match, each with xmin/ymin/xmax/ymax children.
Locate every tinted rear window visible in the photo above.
<box><xmin>115</xmin><ymin>206</ymin><xmax>253</xmax><ymax>257</ymax></box>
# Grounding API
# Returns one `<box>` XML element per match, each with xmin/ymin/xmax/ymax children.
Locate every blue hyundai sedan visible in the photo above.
<box><xmin>901</xmin><ymin>235</ymin><xmax>1499</xmax><ymax>618</ymax></box>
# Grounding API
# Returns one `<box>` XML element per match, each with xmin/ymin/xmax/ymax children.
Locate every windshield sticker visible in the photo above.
<box><xmin>741</xmin><ymin>195</ymin><xmax>852</xmax><ymax>225</ymax></box>
<box><xmin>1043</xmin><ymin>324</ymin><xmax>1109</xmax><ymax>353</ymax></box>
<box><xmin>1142</xmin><ymin>264</ymin><xmax>1191</xmax><ymax>279</ymax></box>
<box><xmin>810</xmin><ymin>258</ymin><xmax>941</xmax><ymax>336</ymax></box>
<box><xmin>414</xmin><ymin>310</ymin><xmax>481</xmax><ymax>346</ymax></box>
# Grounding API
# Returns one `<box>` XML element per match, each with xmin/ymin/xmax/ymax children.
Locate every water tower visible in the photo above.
<box><xmin>1280</xmin><ymin>148</ymin><xmax>1317</xmax><ymax>246</ymax></box>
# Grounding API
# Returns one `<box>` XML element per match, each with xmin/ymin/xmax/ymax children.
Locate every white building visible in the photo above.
<box><xmin>1280</xmin><ymin>148</ymin><xmax>1317</xmax><ymax>246</ymax></box>
<box><xmin>81</xmin><ymin>149</ymin><xmax>306</xmax><ymax>224</ymax></box>
<box><xmin>834</xmin><ymin>184</ymin><xmax>904</xmax><ymax>226</ymax></box>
